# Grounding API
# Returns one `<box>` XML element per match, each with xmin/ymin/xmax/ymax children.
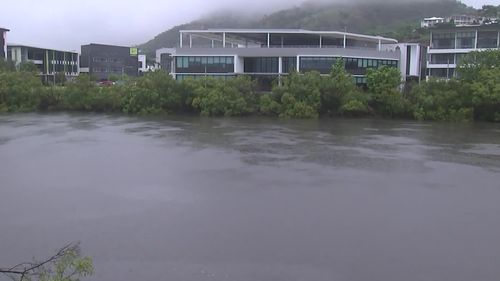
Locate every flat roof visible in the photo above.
<box><xmin>0</xmin><ymin>27</ymin><xmax>9</xmax><ymax>32</ymax></box>
<box><xmin>82</xmin><ymin>43</ymin><xmax>134</xmax><ymax>49</ymax></box>
<box><xmin>430</xmin><ymin>23</ymin><xmax>500</xmax><ymax>31</ymax></box>
<box><xmin>7</xmin><ymin>43</ymin><xmax>78</xmax><ymax>54</ymax></box>
<box><xmin>179</xmin><ymin>29</ymin><xmax>398</xmax><ymax>44</ymax></box>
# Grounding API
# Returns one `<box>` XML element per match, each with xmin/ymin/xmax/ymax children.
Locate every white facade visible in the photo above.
<box><xmin>427</xmin><ymin>26</ymin><xmax>500</xmax><ymax>79</ymax></box>
<box><xmin>421</xmin><ymin>17</ymin><xmax>445</xmax><ymax>28</ymax></box>
<box><xmin>383</xmin><ymin>43</ymin><xmax>424</xmax><ymax>81</ymax></box>
<box><xmin>138</xmin><ymin>54</ymin><xmax>147</xmax><ymax>73</ymax></box>
<box><xmin>448</xmin><ymin>15</ymin><xmax>478</xmax><ymax>26</ymax></box>
<box><xmin>171</xmin><ymin>29</ymin><xmax>401</xmax><ymax>85</ymax></box>
<box><xmin>7</xmin><ymin>44</ymin><xmax>80</xmax><ymax>79</ymax></box>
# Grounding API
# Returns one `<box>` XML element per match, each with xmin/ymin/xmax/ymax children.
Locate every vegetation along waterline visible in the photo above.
<box><xmin>1</xmin><ymin>50</ymin><xmax>499</xmax><ymax>122</ymax></box>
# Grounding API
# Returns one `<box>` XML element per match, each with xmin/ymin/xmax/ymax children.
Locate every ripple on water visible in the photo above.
<box><xmin>460</xmin><ymin>143</ymin><xmax>500</xmax><ymax>157</ymax></box>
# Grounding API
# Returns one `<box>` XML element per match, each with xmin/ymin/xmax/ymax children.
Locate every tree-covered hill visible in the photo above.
<box><xmin>138</xmin><ymin>0</ymin><xmax>474</xmax><ymax>56</ymax></box>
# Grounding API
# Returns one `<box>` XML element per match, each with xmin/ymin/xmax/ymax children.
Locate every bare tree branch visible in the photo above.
<box><xmin>0</xmin><ymin>242</ymin><xmax>80</xmax><ymax>280</ymax></box>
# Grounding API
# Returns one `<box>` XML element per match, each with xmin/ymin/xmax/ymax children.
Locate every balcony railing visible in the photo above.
<box><xmin>177</xmin><ymin>44</ymin><xmax>384</xmax><ymax>51</ymax></box>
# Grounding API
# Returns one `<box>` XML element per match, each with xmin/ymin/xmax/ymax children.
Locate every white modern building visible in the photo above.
<box><xmin>7</xmin><ymin>44</ymin><xmax>79</xmax><ymax>82</ymax></box>
<box><xmin>1</xmin><ymin>27</ymin><xmax>8</xmax><ymax>60</ymax></box>
<box><xmin>448</xmin><ymin>15</ymin><xmax>479</xmax><ymax>26</ymax></box>
<box><xmin>138</xmin><ymin>54</ymin><xmax>157</xmax><ymax>73</ymax></box>
<box><xmin>169</xmin><ymin>29</ymin><xmax>413</xmax><ymax>88</ymax></box>
<box><xmin>427</xmin><ymin>24</ymin><xmax>500</xmax><ymax>79</ymax></box>
<box><xmin>421</xmin><ymin>17</ymin><xmax>445</xmax><ymax>28</ymax></box>
<box><xmin>382</xmin><ymin>43</ymin><xmax>426</xmax><ymax>82</ymax></box>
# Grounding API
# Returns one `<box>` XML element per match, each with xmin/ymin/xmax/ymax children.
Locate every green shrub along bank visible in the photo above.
<box><xmin>1</xmin><ymin>50</ymin><xmax>500</xmax><ymax>121</ymax></box>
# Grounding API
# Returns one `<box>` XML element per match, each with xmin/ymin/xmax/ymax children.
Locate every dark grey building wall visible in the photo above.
<box><xmin>160</xmin><ymin>53</ymin><xmax>173</xmax><ymax>73</ymax></box>
<box><xmin>0</xmin><ymin>30</ymin><xmax>6</xmax><ymax>59</ymax></box>
<box><xmin>80</xmin><ymin>44</ymin><xmax>139</xmax><ymax>81</ymax></box>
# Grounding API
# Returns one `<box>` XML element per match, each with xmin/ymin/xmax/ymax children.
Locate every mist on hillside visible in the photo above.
<box><xmin>138</xmin><ymin>0</ymin><xmax>479</xmax><ymax>56</ymax></box>
<box><xmin>2</xmin><ymin>0</ymin><xmax>489</xmax><ymax>52</ymax></box>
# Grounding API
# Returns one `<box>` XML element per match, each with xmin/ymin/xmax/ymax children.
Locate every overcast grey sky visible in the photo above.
<box><xmin>1</xmin><ymin>0</ymin><xmax>496</xmax><ymax>52</ymax></box>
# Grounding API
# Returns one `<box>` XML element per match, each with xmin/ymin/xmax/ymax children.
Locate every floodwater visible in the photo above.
<box><xmin>1</xmin><ymin>113</ymin><xmax>500</xmax><ymax>281</ymax></box>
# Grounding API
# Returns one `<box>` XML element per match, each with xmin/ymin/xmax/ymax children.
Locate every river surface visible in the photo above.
<box><xmin>1</xmin><ymin>113</ymin><xmax>500</xmax><ymax>281</ymax></box>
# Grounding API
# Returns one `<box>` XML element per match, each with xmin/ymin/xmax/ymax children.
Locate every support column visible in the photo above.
<box><xmin>223</xmin><ymin>32</ymin><xmax>226</xmax><ymax>48</ymax></box>
<box><xmin>179</xmin><ymin>33</ymin><xmax>183</xmax><ymax>48</ymax></box>
<box><xmin>211</xmin><ymin>40</ymin><xmax>214</xmax><ymax>48</ymax></box>
<box><xmin>474</xmin><ymin>29</ymin><xmax>478</xmax><ymax>49</ymax></box>
<box><xmin>343</xmin><ymin>34</ymin><xmax>346</xmax><ymax>48</ymax></box>
<box><xmin>281</xmin><ymin>36</ymin><xmax>284</xmax><ymax>48</ymax></box>
<box><xmin>189</xmin><ymin>35</ymin><xmax>192</xmax><ymax>48</ymax></box>
<box><xmin>278</xmin><ymin>57</ymin><xmax>283</xmax><ymax>87</ymax></box>
<box><xmin>267</xmin><ymin>33</ymin><xmax>270</xmax><ymax>48</ymax></box>
<box><xmin>45</xmin><ymin>50</ymin><xmax>49</xmax><ymax>76</ymax></box>
<box><xmin>497</xmin><ymin>31</ymin><xmax>500</xmax><ymax>48</ymax></box>
<box><xmin>234</xmin><ymin>55</ymin><xmax>240</xmax><ymax>74</ymax></box>
<box><xmin>296</xmin><ymin>56</ymin><xmax>300</xmax><ymax>72</ymax></box>
<box><xmin>319</xmin><ymin>35</ymin><xmax>322</xmax><ymax>48</ymax></box>
<box><xmin>454</xmin><ymin>32</ymin><xmax>458</xmax><ymax>49</ymax></box>
<box><xmin>378</xmin><ymin>39</ymin><xmax>381</xmax><ymax>51</ymax></box>
<box><xmin>278</xmin><ymin>57</ymin><xmax>283</xmax><ymax>74</ymax></box>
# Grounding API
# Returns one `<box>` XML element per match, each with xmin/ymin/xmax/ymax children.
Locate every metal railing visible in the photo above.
<box><xmin>177</xmin><ymin>44</ymin><xmax>384</xmax><ymax>51</ymax></box>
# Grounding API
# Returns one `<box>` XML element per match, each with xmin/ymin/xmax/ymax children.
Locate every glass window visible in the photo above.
<box><xmin>477</xmin><ymin>31</ymin><xmax>498</xmax><ymax>48</ymax></box>
<box><xmin>432</xmin><ymin>32</ymin><xmax>456</xmax><ymax>49</ymax></box>
<box><xmin>175</xmin><ymin>56</ymin><xmax>234</xmax><ymax>73</ymax></box>
<box><xmin>455</xmin><ymin>54</ymin><xmax>466</xmax><ymax>65</ymax></box>
<box><xmin>244</xmin><ymin>57</ymin><xmax>279</xmax><ymax>73</ymax></box>
<box><xmin>456</xmin><ymin>32</ymin><xmax>475</xmax><ymax>49</ymax></box>
<box><xmin>430</xmin><ymin>54</ymin><xmax>455</xmax><ymax>64</ymax></box>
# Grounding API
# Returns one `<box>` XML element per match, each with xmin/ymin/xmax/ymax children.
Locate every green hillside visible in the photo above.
<box><xmin>139</xmin><ymin>0</ymin><xmax>474</xmax><ymax>56</ymax></box>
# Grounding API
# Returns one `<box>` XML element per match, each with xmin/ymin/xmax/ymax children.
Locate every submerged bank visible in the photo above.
<box><xmin>1</xmin><ymin>50</ymin><xmax>500</xmax><ymax>122</ymax></box>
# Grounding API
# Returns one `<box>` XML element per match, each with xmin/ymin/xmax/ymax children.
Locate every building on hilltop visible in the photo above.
<box><xmin>448</xmin><ymin>15</ymin><xmax>479</xmax><ymax>26</ymax></box>
<box><xmin>421</xmin><ymin>15</ymin><xmax>499</xmax><ymax>29</ymax></box>
<box><xmin>165</xmin><ymin>29</ymin><xmax>424</xmax><ymax>89</ymax></box>
<box><xmin>1</xmin><ymin>27</ymin><xmax>9</xmax><ymax>59</ymax></box>
<box><xmin>80</xmin><ymin>43</ymin><xmax>139</xmax><ymax>81</ymax></box>
<box><xmin>7</xmin><ymin>44</ymin><xmax>79</xmax><ymax>83</ymax></box>
<box><xmin>427</xmin><ymin>24</ymin><xmax>500</xmax><ymax>79</ymax></box>
<box><xmin>421</xmin><ymin>17</ymin><xmax>445</xmax><ymax>28</ymax></box>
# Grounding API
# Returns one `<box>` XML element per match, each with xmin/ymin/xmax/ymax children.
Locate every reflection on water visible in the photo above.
<box><xmin>1</xmin><ymin>113</ymin><xmax>500</xmax><ymax>281</ymax></box>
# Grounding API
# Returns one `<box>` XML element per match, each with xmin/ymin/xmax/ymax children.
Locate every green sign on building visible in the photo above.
<box><xmin>130</xmin><ymin>47</ymin><xmax>138</xmax><ymax>56</ymax></box>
